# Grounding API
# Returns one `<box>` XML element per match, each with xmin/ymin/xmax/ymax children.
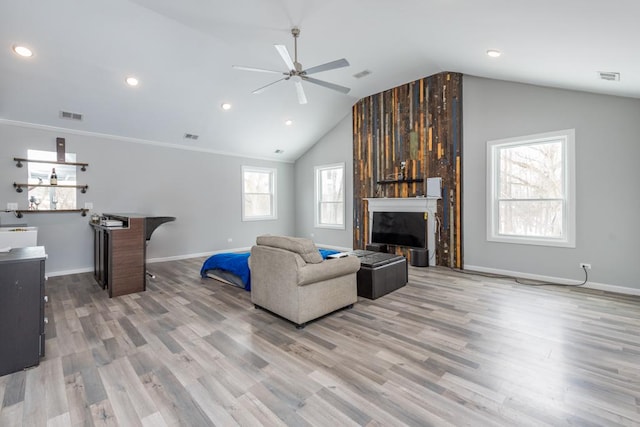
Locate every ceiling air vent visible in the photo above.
<box><xmin>59</xmin><ymin>110</ymin><xmax>83</xmax><ymax>121</ymax></box>
<box><xmin>353</xmin><ymin>69</ymin><xmax>372</xmax><ymax>79</ymax></box>
<box><xmin>598</xmin><ymin>71</ymin><xmax>620</xmax><ymax>81</ymax></box>
<box><xmin>183</xmin><ymin>133</ymin><xmax>199</xmax><ymax>140</ymax></box>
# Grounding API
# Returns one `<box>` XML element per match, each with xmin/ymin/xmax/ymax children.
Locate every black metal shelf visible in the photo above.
<box><xmin>14</xmin><ymin>183</ymin><xmax>88</xmax><ymax>193</ymax></box>
<box><xmin>376</xmin><ymin>178</ymin><xmax>424</xmax><ymax>185</ymax></box>
<box><xmin>6</xmin><ymin>209</ymin><xmax>88</xmax><ymax>219</ymax></box>
<box><xmin>14</xmin><ymin>157</ymin><xmax>88</xmax><ymax>171</ymax></box>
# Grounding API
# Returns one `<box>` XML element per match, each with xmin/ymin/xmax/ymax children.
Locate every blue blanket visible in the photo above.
<box><xmin>200</xmin><ymin>248</ymin><xmax>339</xmax><ymax>291</ymax></box>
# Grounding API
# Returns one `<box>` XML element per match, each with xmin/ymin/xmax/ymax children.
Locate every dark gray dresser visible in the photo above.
<box><xmin>0</xmin><ymin>246</ymin><xmax>46</xmax><ymax>377</ymax></box>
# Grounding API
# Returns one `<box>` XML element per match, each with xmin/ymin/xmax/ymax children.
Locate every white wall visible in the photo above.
<box><xmin>0</xmin><ymin>121</ymin><xmax>295</xmax><ymax>275</ymax></box>
<box><xmin>463</xmin><ymin>76</ymin><xmax>640</xmax><ymax>293</ymax></box>
<box><xmin>294</xmin><ymin>113</ymin><xmax>353</xmax><ymax>250</ymax></box>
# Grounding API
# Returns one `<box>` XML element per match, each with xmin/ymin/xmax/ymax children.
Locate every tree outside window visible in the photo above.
<box><xmin>315</xmin><ymin>163</ymin><xmax>345</xmax><ymax>229</ymax></box>
<box><xmin>487</xmin><ymin>129</ymin><xmax>575</xmax><ymax>247</ymax></box>
<box><xmin>242</xmin><ymin>166</ymin><xmax>276</xmax><ymax>221</ymax></box>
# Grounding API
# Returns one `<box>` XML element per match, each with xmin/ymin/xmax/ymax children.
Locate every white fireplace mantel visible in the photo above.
<box><xmin>364</xmin><ymin>197</ymin><xmax>440</xmax><ymax>266</ymax></box>
<box><xmin>364</xmin><ymin>197</ymin><xmax>439</xmax><ymax>213</ymax></box>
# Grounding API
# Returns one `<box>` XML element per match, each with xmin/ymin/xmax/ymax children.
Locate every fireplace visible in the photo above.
<box><xmin>364</xmin><ymin>196</ymin><xmax>439</xmax><ymax>266</ymax></box>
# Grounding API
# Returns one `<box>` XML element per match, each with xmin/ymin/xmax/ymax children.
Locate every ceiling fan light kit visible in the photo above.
<box><xmin>233</xmin><ymin>27</ymin><xmax>350</xmax><ymax>104</ymax></box>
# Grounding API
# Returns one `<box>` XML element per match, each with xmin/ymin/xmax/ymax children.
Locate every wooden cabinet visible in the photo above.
<box><xmin>0</xmin><ymin>246</ymin><xmax>46</xmax><ymax>377</ymax></box>
<box><xmin>91</xmin><ymin>215</ymin><xmax>145</xmax><ymax>298</ymax></box>
<box><xmin>93</xmin><ymin>226</ymin><xmax>108</xmax><ymax>288</ymax></box>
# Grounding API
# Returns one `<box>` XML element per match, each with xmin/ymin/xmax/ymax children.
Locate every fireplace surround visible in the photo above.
<box><xmin>364</xmin><ymin>196</ymin><xmax>440</xmax><ymax>266</ymax></box>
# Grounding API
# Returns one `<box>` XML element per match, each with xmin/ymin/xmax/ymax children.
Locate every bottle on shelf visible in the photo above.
<box><xmin>50</xmin><ymin>168</ymin><xmax>58</xmax><ymax>186</ymax></box>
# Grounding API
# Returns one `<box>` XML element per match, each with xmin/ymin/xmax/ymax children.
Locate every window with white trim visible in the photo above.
<box><xmin>27</xmin><ymin>149</ymin><xmax>77</xmax><ymax>210</ymax></box>
<box><xmin>242</xmin><ymin>166</ymin><xmax>277</xmax><ymax>221</ymax></box>
<box><xmin>487</xmin><ymin>129</ymin><xmax>575</xmax><ymax>247</ymax></box>
<box><xmin>314</xmin><ymin>163</ymin><xmax>345</xmax><ymax>229</ymax></box>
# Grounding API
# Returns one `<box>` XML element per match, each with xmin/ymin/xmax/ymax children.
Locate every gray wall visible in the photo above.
<box><xmin>0</xmin><ymin>122</ymin><xmax>295</xmax><ymax>275</ymax></box>
<box><xmin>294</xmin><ymin>113</ymin><xmax>353</xmax><ymax>250</ymax></box>
<box><xmin>463</xmin><ymin>76</ymin><xmax>640</xmax><ymax>292</ymax></box>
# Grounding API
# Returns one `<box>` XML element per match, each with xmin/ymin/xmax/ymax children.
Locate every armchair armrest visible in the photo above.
<box><xmin>298</xmin><ymin>255</ymin><xmax>360</xmax><ymax>286</ymax></box>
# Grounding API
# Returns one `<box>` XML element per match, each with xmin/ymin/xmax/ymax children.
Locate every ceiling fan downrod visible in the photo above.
<box><xmin>291</xmin><ymin>27</ymin><xmax>302</xmax><ymax>73</ymax></box>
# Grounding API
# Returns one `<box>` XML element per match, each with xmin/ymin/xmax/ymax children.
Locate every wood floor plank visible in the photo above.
<box><xmin>2</xmin><ymin>259</ymin><xmax>640</xmax><ymax>426</ymax></box>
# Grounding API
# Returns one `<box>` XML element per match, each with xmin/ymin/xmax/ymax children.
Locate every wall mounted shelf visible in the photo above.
<box><xmin>6</xmin><ymin>209</ymin><xmax>88</xmax><ymax>219</ymax></box>
<box><xmin>376</xmin><ymin>178</ymin><xmax>424</xmax><ymax>185</ymax></box>
<box><xmin>14</xmin><ymin>157</ymin><xmax>88</xmax><ymax>171</ymax></box>
<box><xmin>14</xmin><ymin>183</ymin><xmax>88</xmax><ymax>193</ymax></box>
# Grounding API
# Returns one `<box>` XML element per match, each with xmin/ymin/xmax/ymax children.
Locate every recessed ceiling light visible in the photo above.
<box><xmin>275</xmin><ymin>149</ymin><xmax>284</xmax><ymax>154</ymax></box>
<box><xmin>285</xmin><ymin>119</ymin><xmax>293</xmax><ymax>126</ymax></box>
<box><xmin>486</xmin><ymin>49</ymin><xmax>502</xmax><ymax>58</ymax></box>
<box><xmin>221</xmin><ymin>103</ymin><xmax>232</xmax><ymax>110</ymax></box>
<box><xmin>125</xmin><ymin>76</ymin><xmax>139</xmax><ymax>86</ymax></box>
<box><xmin>12</xmin><ymin>45</ymin><xmax>33</xmax><ymax>57</ymax></box>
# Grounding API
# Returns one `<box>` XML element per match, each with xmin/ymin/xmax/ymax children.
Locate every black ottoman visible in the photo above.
<box><xmin>349</xmin><ymin>251</ymin><xmax>407</xmax><ymax>299</ymax></box>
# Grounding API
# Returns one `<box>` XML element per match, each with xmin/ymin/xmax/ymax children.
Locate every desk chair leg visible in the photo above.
<box><xmin>146</xmin><ymin>271</ymin><xmax>156</xmax><ymax>279</ymax></box>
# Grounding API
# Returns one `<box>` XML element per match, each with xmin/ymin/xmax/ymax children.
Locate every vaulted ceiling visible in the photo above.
<box><xmin>1</xmin><ymin>0</ymin><xmax>638</xmax><ymax>162</ymax></box>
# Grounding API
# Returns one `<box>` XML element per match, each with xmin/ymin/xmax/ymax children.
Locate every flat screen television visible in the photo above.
<box><xmin>371</xmin><ymin>211</ymin><xmax>427</xmax><ymax>249</ymax></box>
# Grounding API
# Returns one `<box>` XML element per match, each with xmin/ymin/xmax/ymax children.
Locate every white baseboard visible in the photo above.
<box><xmin>463</xmin><ymin>264</ymin><xmax>640</xmax><ymax>297</ymax></box>
<box><xmin>47</xmin><ymin>267</ymin><xmax>93</xmax><ymax>277</ymax></box>
<box><xmin>146</xmin><ymin>247</ymin><xmax>252</xmax><ymax>264</ymax></box>
<box><xmin>45</xmin><ymin>247</ymin><xmax>253</xmax><ymax>277</ymax></box>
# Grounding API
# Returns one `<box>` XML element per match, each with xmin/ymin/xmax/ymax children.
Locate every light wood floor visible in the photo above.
<box><xmin>1</xmin><ymin>258</ymin><xmax>639</xmax><ymax>426</ymax></box>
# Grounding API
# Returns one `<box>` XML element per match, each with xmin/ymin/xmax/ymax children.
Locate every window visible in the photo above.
<box><xmin>242</xmin><ymin>166</ymin><xmax>277</xmax><ymax>221</ymax></box>
<box><xmin>27</xmin><ymin>149</ymin><xmax>77</xmax><ymax>210</ymax></box>
<box><xmin>315</xmin><ymin>163</ymin><xmax>345</xmax><ymax>229</ymax></box>
<box><xmin>487</xmin><ymin>129</ymin><xmax>575</xmax><ymax>247</ymax></box>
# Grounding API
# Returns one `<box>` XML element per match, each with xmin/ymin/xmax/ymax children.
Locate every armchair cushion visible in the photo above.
<box><xmin>256</xmin><ymin>235</ymin><xmax>323</xmax><ymax>264</ymax></box>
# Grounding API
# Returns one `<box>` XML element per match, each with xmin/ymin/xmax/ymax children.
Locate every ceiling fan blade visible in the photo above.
<box><xmin>303</xmin><ymin>58</ymin><xmax>350</xmax><ymax>75</ymax></box>
<box><xmin>232</xmin><ymin>65</ymin><xmax>286</xmax><ymax>75</ymax></box>
<box><xmin>274</xmin><ymin>44</ymin><xmax>296</xmax><ymax>71</ymax></box>
<box><xmin>294</xmin><ymin>80</ymin><xmax>308</xmax><ymax>104</ymax></box>
<box><xmin>303</xmin><ymin>76</ymin><xmax>351</xmax><ymax>94</ymax></box>
<box><xmin>252</xmin><ymin>77</ymin><xmax>287</xmax><ymax>94</ymax></box>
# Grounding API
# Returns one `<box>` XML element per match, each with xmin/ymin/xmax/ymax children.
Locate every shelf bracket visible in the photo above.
<box><xmin>15</xmin><ymin>159</ymin><xmax>23</xmax><ymax>168</ymax></box>
<box><xmin>13</xmin><ymin>183</ymin><xmax>23</xmax><ymax>193</ymax></box>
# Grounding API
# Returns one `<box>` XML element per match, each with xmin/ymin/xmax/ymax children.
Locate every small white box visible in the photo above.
<box><xmin>426</xmin><ymin>177</ymin><xmax>442</xmax><ymax>198</ymax></box>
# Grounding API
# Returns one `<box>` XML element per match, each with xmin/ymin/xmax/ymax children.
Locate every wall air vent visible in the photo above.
<box><xmin>598</xmin><ymin>71</ymin><xmax>620</xmax><ymax>81</ymax></box>
<box><xmin>183</xmin><ymin>133</ymin><xmax>199</xmax><ymax>140</ymax></box>
<box><xmin>59</xmin><ymin>110</ymin><xmax>83</xmax><ymax>121</ymax></box>
<box><xmin>353</xmin><ymin>69</ymin><xmax>372</xmax><ymax>79</ymax></box>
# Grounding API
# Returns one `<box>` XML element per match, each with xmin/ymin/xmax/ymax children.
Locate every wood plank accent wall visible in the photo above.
<box><xmin>353</xmin><ymin>72</ymin><xmax>463</xmax><ymax>267</ymax></box>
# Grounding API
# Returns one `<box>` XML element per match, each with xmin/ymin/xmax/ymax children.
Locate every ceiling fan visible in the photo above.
<box><xmin>233</xmin><ymin>27</ymin><xmax>350</xmax><ymax>104</ymax></box>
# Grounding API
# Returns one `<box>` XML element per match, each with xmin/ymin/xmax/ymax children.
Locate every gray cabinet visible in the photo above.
<box><xmin>0</xmin><ymin>246</ymin><xmax>46</xmax><ymax>377</ymax></box>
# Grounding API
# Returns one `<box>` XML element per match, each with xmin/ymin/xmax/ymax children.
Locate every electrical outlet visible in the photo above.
<box><xmin>84</xmin><ymin>202</ymin><xmax>93</xmax><ymax>210</ymax></box>
<box><xmin>227</xmin><ymin>238</ymin><xmax>232</xmax><ymax>243</ymax></box>
<box><xmin>7</xmin><ymin>202</ymin><xmax>18</xmax><ymax>210</ymax></box>
<box><xmin>579</xmin><ymin>263</ymin><xmax>592</xmax><ymax>270</ymax></box>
